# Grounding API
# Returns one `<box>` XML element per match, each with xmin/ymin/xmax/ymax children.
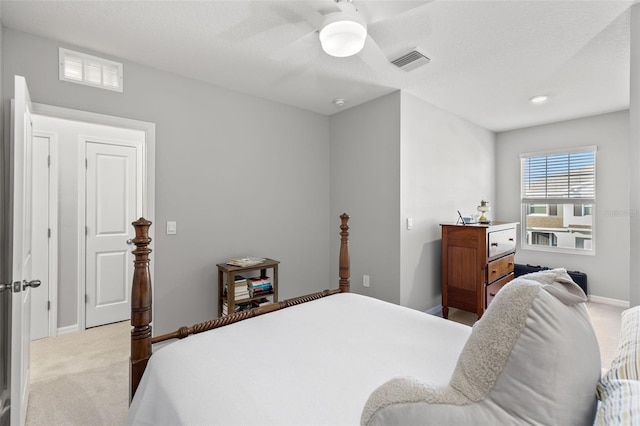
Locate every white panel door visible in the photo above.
<box><xmin>85</xmin><ymin>142</ymin><xmax>139</xmax><ymax>328</ymax></box>
<box><xmin>11</xmin><ymin>75</ymin><xmax>39</xmax><ymax>426</ymax></box>
<box><xmin>30</xmin><ymin>136</ymin><xmax>50</xmax><ymax>340</ymax></box>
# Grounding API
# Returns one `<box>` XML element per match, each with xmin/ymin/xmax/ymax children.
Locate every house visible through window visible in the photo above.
<box><xmin>520</xmin><ymin>146</ymin><xmax>596</xmax><ymax>254</ymax></box>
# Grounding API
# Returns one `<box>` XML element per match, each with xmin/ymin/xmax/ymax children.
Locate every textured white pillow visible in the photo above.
<box><xmin>361</xmin><ymin>269</ymin><xmax>601</xmax><ymax>426</ymax></box>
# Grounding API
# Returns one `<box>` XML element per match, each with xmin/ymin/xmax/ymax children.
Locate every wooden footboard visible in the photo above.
<box><xmin>130</xmin><ymin>213</ymin><xmax>351</xmax><ymax>402</ymax></box>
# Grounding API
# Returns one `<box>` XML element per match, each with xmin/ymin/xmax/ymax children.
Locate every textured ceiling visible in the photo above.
<box><xmin>0</xmin><ymin>0</ymin><xmax>634</xmax><ymax>132</ymax></box>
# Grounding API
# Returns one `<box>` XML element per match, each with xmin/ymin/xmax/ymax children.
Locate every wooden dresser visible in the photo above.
<box><xmin>440</xmin><ymin>222</ymin><xmax>518</xmax><ymax>319</ymax></box>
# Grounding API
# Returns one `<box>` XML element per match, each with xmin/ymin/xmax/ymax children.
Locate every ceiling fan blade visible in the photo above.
<box><xmin>355</xmin><ymin>1</ymin><xmax>432</xmax><ymax>25</ymax></box>
<box><xmin>268</xmin><ymin>29</ymin><xmax>320</xmax><ymax>62</ymax></box>
<box><xmin>218</xmin><ymin>1</ymin><xmax>325</xmax><ymax>42</ymax></box>
<box><xmin>357</xmin><ymin>35</ymin><xmax>392</xmax><ymax>72</ymax></box>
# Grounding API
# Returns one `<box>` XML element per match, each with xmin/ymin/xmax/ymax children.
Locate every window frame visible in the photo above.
<box><xmin>59</xmin><ymin>48</ymin><xmax>124</xmax><ymax>93</ymax></box>
<box><xmin>520</xmin><ymin>146</ymin><xmax>597</xmax><ymax>256</ymax></box>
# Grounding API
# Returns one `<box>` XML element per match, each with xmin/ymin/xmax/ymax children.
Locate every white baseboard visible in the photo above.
<box><xmin>588</xmin><ymin>295</ymin><xmax>630</xmax><ymax>308</ymax></box>
<box><xmin>425</xmin><ymin>305</ymin><xmax>443</xmax><ymax>316</ymax></box>
<box><xmin>57</xmin><ymin>324</ymin><xmax>79</xmax><ymax>335</ymax></box>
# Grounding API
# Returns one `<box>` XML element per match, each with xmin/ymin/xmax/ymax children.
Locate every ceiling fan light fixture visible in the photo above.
<box><xmin>319</xmin><ymin>14</ymin><xmax>367</xmax><ymax>58</ymax></box>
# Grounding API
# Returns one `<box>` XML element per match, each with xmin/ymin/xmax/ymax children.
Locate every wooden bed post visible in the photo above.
<box><xmin>339</xmin><ymin>213</ymin><xmax>350</xmax><ymax>293</ymax></box>
<box><xmin>130</xmin><ymin>217</ymin><xmax>153</xmax><ymax>403</ymax></box>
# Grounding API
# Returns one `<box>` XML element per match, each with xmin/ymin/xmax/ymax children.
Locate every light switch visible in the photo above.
<box><xmin>166</xmin><ymin>221</ymin><xmax>177</xmax><ymax>235</ymax></box>
<box><xmin>407</xmin><ymin>217</ymin><xmax>413</xmax><ymax>230</ymax></box>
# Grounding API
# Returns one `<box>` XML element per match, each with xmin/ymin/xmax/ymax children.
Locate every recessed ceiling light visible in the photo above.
<box><xmin>333</xmin><ymin>98</ymin><xmax>346</xmax><ymax>107</ymax></box>
<box><xmin>529</xmin><ymin>95</ymin><xmax>549</xmax><ymax>104</ymax></box>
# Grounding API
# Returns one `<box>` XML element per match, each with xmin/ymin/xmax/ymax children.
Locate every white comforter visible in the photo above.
<box><xmin>127</xmin><ymin>293</ymin><xmax>471</xmax><ymax>425</ymax></box>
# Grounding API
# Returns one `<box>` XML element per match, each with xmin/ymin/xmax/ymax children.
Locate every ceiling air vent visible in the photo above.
<box><xmin>391</xmin><ymin>50</ymin><xmax>430</xmax><ymax>72</ymax></box>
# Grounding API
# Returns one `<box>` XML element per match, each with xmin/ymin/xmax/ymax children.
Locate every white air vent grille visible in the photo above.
<box><xmin>59</xmin><ymin>48</ymin><xmax>123</xmax><ymax>92</ymax></box>
<box><xmin>391</xmin><ymin>50</ymin><xmax>430</xmax><ymax>72</ymax></box>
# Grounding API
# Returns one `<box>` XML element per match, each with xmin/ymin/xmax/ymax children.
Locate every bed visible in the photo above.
<box><xmin>126</xmin><ymin>214</ymin><xmax>602</xmax><ymax>426</ymax></box>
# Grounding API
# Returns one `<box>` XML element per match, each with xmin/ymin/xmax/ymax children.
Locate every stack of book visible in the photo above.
<box><xmin>221</xmin><ymin>300</ymin><xmax>252</xmax><ymax>316</ymax></box>
<box><xmin>248</xmin><ymin>277</ymin><xmax>273</xmax><ymax>297</ymax></box>
<box><xmin>252</xmin><ymin>297</ymin><xmax>272</xmax><ymax>308</ymax></box>
<box><xmin>226</xmin><ymin>257</ymin><xmax>265</xmax><ymax>267</ymax></box>
<box><xmin>225</xmin><ymin>275</ymin><xmax>250</xmax><ymax>300</ymax></box>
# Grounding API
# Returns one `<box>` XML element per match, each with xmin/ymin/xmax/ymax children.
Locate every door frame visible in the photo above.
<box><xmin>31</xmin><ymin>130</ymin><xmax>59</xmax><ymax>338</ymax></box>
<box><xmin>31</xmin><ymin>102</ymin><xmax>155</xmax><ymax>333</ymax></box>
<box><xmin>80</xmin><ymin>135</ymin><xmax>144</xmax><ymax>329</ymax></box>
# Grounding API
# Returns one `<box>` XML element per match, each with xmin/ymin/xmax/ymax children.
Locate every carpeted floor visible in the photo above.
<box><xmin>26</xmin><ymin>321</ymin><xmax>129</xmax><ymax>426</ymax></box>
<box><xmin>25</xmin><ymin>301</ymin><xmax>626</xmax><ymax>425</ymax></box>
<box><xmin>447</xmin><ymin>300</ymin><xmax>625</xmax><ymax>370</ymax></box>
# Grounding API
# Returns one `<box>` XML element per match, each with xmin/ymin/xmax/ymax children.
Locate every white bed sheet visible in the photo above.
<box><xmin>127</xmin><ymin>293</ymin><xmax>471</xmax><ymax>425</ymax></box>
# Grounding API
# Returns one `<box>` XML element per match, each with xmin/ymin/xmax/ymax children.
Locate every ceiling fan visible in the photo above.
<box><xmin>268</xmin><ymin>0</ymin><xmax>430</xmax><ymax>69</ymax></box>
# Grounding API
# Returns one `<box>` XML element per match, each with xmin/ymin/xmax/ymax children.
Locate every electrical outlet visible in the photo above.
<box><xmin>363</xmin><ymin>274</ymin><xmax>370</xmax><ymax>287</ymax></box>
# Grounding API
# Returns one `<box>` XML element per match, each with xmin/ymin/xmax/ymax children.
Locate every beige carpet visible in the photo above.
<box><xmin>26</xmin><ymin>321</ymin><xmax>129</xmax><ymax>426</ymax></box>
<box><xmin>25</xmin><ymin>302</ymin><xmax>626</xmax><ymax>425</ymax></box>
<box><xmin>447</xmin><ymin>300</ymin><xmax>626</xmax><ymax>370</ymax></box>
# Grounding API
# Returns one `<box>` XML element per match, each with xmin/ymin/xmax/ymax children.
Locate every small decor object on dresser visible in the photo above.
<box><xmin>440</xmin><ymin>222</ymin><xmax>518</xmax><ymax>319</ymax></box>
<box><xmin>477</xmin><ymin>200</ymin><xmax>491</xmax><ymax>224</ymax></box>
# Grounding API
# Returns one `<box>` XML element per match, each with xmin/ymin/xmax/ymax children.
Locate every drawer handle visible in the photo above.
<box><xmin>508</xmin><ymin>238</ymin><xmax>514</xmax><ymax>242</ymax></box>
<box><xmin>508</xmin><ymin>262</ymin><xmax>513</xmax><ymax>266</ymax></box>
<box><xmin>491</xmin><ymin>269</ymin><xmax>498</xmax><ymax>274</ymax></box>
<box><xmin>491</xmin><ymin>242</ymin><xmax>498</xmax><ymax>247</ymax></box>
<box><xmin>489</xmin><ymin>292</ymin><xmax>497</xmax><ymax>297</ymax></box>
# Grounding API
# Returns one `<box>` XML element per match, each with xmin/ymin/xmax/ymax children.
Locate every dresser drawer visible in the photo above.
<box><xmin>488</xmin><ymin>227</ymin><xmax>516</xmax><ymax>258</ymax></box>
<box><xmin>486</xmin><ymin>273</ymin><xmax>514</xmax><ymax>307</ymax></box>
<box><xmin>487</xmin><ymin>253</ymin><xmax>515</xmax><ymax>283</ymax></box>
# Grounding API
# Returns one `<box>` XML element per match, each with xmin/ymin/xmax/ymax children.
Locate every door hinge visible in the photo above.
<box><xmin>85</xmin><ymin>226</ymin><xmax>88</xmax><ymax>236</ymax></box>
<box><xmin>47</xmin><ymin>155</ymin><xmax>51</xmax><ymax>168</ymax></box>
<box><xmin>85</xmin><ymin>294</ymin><xmax>88</xmax><ymax>304</ymax></box>
<box><xmin>48</xmin><ymin>228</ymin><xmax>51</xmax><ymax>238</ymax></box>
<box><xmin>85</xmin><ymin>158</ymin><xmax>88</xmax><ymax>169</ymax></box>
<box><xmin>47</xmin><ymin>300</ymin><xmax>50</xmax><ymax>311</ymax></box>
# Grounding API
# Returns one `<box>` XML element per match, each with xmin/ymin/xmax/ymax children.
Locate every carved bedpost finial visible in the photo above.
<box><xmin>130</xmin><ymin>217</ymin><xmax>153</xmax><ymax>403</ymax></box>
<box><xmin>339</xmin><ymin>213</ymin><xmax>350</xmax><ymax>293</ymax></box>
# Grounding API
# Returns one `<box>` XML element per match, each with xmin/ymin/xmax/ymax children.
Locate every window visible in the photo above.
<box><xmin>520</xmin><ymin>146</ymin><xmax>596</xmax><ymax>254</ymax></box>
<box><xmin>59</xmin><ymin>48</ymin><xmax>123</xmax><ymax>92</ymax></box>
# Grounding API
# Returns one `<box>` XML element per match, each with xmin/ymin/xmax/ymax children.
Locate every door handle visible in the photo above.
<box><xmin>23</xmin><ymin>279</ymin><xmax>42</xmax><ymax>291</ymax></box>
<box><xmin>126</xmin><ymin>239</ymin><xmax>133</xmax><ymax>245</ymax></box>
<box><xmin>0</xmin><ymin>283</ymin><xmax>11</xmax><ymax>292</ymax></box>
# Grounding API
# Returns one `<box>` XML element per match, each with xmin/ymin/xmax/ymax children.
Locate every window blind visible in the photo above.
<box><xmin>59</xmin><ymin>48</ymin><xmax>123</xmax><ymax>93</ymax></box>
<box><xmin>520</xmin><ymin>147</ymin><xmax>596</xmax><ymax>204</ymax></box>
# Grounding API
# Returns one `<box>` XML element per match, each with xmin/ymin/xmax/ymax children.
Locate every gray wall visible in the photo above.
<box><xmin>496</xmin><ymin>111</ymin><xmax>630</xmax><ymax>301</ymax></box>
<box><xmin>400</xmin><ymin>93</ymin><xmax>496</xmax><ymax>311</ymax></box>
<box><xmin>3</xmin><ymin>28</ymin><xmax>332</xmax><ymax>334</ymax></box>
<box><xmin>328</xmin><ymin>92</ymin><xmax>496</xmax><ymax>311</ymax></box>
<box><xmin>329</xmin><ymin>92</ymin><xmax>401</xmax><ymax>304</ymax></box>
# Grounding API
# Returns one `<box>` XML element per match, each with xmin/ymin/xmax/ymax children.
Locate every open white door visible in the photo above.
<box><xmin>11</xmin><ymin>76</ymin><xmax>40</xmax><ymax>426</ymax></box>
